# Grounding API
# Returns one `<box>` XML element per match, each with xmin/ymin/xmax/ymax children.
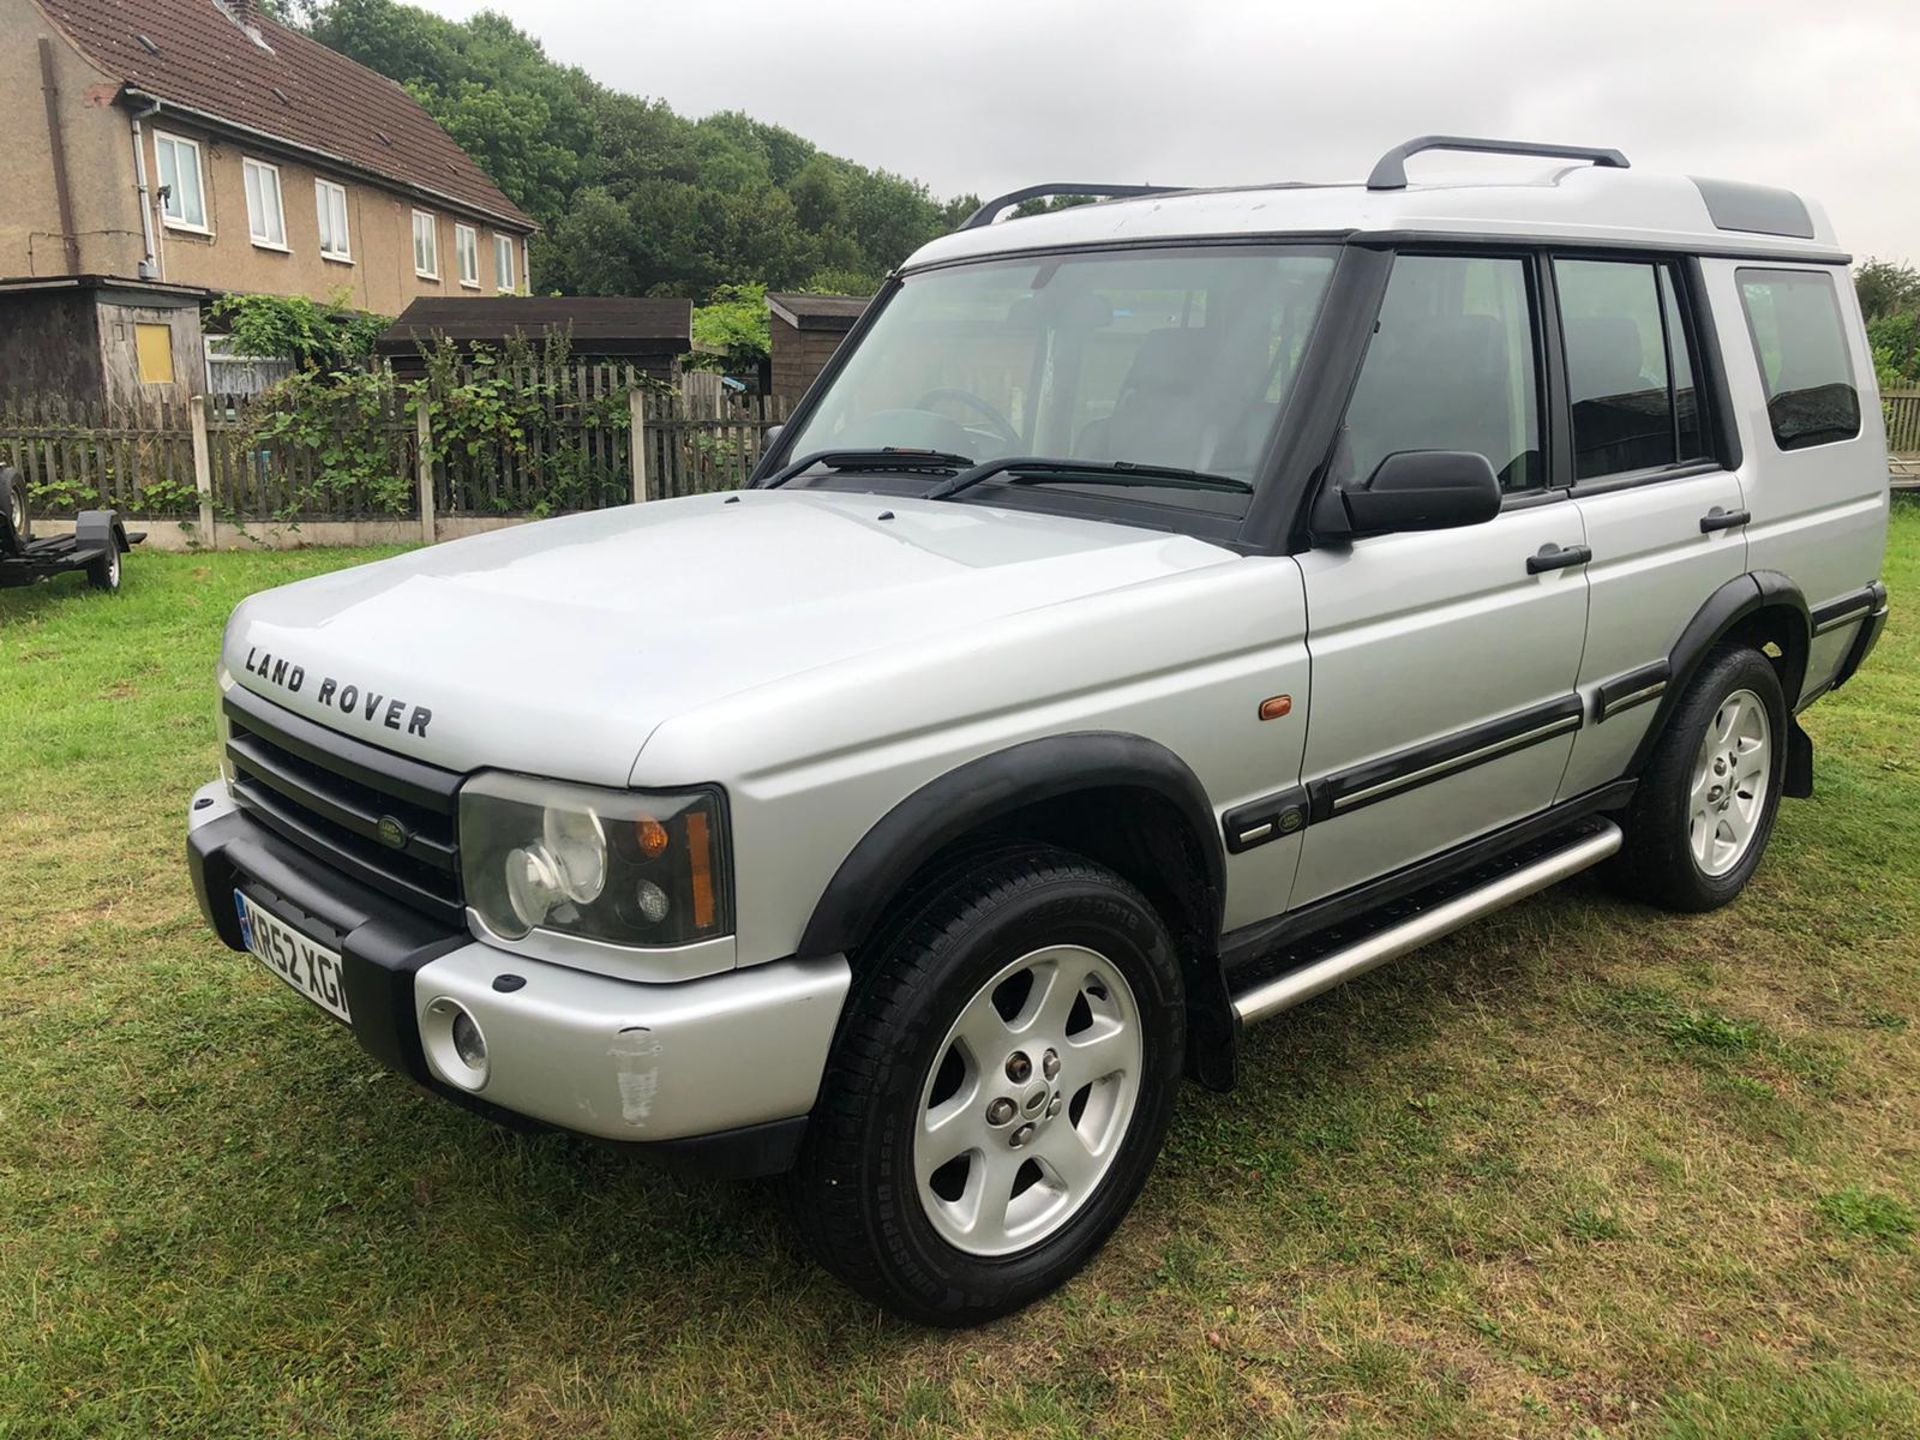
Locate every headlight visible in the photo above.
<box><xmin>459</xmin><ymin>773</ymin><xmax>731</xmax><ymax>950</ymax></box>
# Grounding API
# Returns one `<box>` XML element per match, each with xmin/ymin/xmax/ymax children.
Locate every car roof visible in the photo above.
<box><xmin>903</xmin><ymin>164</ymin><xmax>1849</xmax><ymax>271</ymax></box>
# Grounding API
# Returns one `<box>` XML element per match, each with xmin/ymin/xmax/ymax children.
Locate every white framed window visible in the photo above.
<box><xmin>494</xmin><ymin>233</ymin><xmax>517</xmax><ymax>292</ymax></box>
<box><xmin>153</xmin><ymin>130</ymin><xmax>208</xmax><ymax>231</ymax></box>
<box><xmin>412</xmin><ymin>209</ymin><xmax>439</xmax><ymax>278</ymax></box>
<box><xmin>315</xmin><ymin>179</ymin><xmax>351</xmax><ymax>261</ymax></box>
<box><xmin>455</xmin><ymin>223</ymin><xmax>480</xmax><ymax>288</ymax></box>
<box><xmin>242</xmin><ymin>158</ymin><xmax>286</xmax><ymax>249</ymax></box>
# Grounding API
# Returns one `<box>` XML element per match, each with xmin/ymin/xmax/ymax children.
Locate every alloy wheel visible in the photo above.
<box><xmin>1689</xmin><ymin>686</ymin><xmax>1771</xmax><ymax>877</ymax></box>
<box><xmin>913</xmin><ymin>945</ymin><xmax>1142</xmax><ymax>1257</ymax></box>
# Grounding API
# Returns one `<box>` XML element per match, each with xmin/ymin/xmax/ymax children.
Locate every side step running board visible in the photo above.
<box><xmin>1231</xmin><ymin>819</ymin><xmax>1623</xmax><ymax>1027</ymax></box>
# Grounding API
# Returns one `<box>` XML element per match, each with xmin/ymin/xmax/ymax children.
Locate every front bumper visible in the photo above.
<box><xmin>187</xmin><ymin>781</ymin><xmax>849</xmax><ymax>1175</ymax></box>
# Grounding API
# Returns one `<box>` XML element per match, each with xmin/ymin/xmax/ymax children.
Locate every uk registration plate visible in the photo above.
<box><xmin>235</xmin><ymin>892</ymin><xmax>352</xmax><ymax>1025</ymax></box>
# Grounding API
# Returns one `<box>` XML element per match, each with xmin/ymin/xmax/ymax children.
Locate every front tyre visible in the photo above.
<box><xmin>1613</xmin><ymin>644</ymin><xmax>1787</xmax><ymax>912</ymax></box>
<box><xmin>789</xmin><ymin>847</ymin><xmax>1184</xmax><ymax>1325</ymax></box>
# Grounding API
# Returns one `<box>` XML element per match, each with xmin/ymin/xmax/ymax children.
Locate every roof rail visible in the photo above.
<box><xmin>1366</xmin><ymin>135</ymin><xmax>1629</xmax><ymax>191</ymax></box>
<box><xmin>960</xmin><ymin>183</ymin><xmax>1182</xmax><ymax>230</ymax></box>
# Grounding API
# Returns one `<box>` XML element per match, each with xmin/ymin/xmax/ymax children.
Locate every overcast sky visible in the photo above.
<box><xmin>416</xmin><ymin>0</ymin><xmax>1920</xmax><ymax>263</ymax></box>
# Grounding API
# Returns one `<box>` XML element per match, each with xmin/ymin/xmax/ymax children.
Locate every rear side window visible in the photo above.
<box><xmin>1555</xmin><ymin>259</ymin><xmax>1710</xmax><ymax>479</ymax></box>
<box><xmin>1736</xmin><ymin>269</ymin><xmax>1860</xmax><ymax>451</ymax></box>
<box><xmin>1340</xmin><ymin>254</ymin><xmax>1544</xmax><ymax>493</ymax></box>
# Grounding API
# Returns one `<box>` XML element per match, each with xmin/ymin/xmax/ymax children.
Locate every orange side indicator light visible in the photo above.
<box><xmin>685</xmin><ymin>810</ymin><xmax>717</xmax><ymax>931</ymax></box>
<box><xmin>1258</xmin><ymin>695</ymin><xmax>1293</xmax><ymax>722</ymax></box>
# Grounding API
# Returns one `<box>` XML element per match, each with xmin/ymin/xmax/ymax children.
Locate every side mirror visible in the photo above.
<box><xmin>1313</xmin><ymin>450</ymin><xmax>1502</xmax><ymax>539</ymax></box>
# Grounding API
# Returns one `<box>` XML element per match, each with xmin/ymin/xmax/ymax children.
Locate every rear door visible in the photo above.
<box><xmin>1553</xmin><ymin>255</ymin><xmax>1751</xmax><ymax>799</ymax></box>
<box><xmin>1290</xmin><ymin>251</ymin><xmax>1590</xmax><ymax>907</ymax></box>
<box><xmin>1709</xmin><ymin>263</ymin><xmax>1889</xmax><ymax>700</ymax></box>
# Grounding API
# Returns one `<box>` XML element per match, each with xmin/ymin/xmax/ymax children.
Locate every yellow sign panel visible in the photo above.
<box><xmin>135</xmin><ymin>323</ymin><xmax>175</xmax><ymax>385</ymax></box>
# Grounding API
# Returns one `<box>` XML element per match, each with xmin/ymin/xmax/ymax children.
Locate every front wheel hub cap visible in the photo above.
<box><xmin>912</xmin><ymin>944</ymin><xmax>1144</xmax><ymax>1257</ymax></box>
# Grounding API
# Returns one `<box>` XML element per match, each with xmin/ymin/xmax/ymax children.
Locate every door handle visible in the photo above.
<box><xmin>1699</xmin><ymin>506</ymin><xmax>1751</xmax><ymax>533</ymax></box>
<box><xmin>1527</xmin><ymin>542</ymin><xmax>1592</xmax><ymax>574</ymax></box>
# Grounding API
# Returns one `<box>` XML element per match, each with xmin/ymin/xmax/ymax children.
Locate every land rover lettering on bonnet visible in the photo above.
<box><xmin>187</xmin><ymin>135</ymin><xmax>1891</xmax><ymax>1326</ymax></box>
<box><xmin>240</xmin><ymin>646</ymin><xmax>432</xmax><ymax>737</ymax></box>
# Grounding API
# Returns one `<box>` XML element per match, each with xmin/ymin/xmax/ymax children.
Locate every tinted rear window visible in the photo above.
<box><xmin>1736</xmin><ymin>269</ymin><xmax>1860</xmax><ymax>451</ymax></box>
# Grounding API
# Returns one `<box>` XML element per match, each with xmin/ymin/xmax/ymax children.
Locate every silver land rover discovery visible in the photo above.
<box><xmin>188</xmin><ymin>136</ymin><xmax>1891</xmax><ymax>1324</ymax></box>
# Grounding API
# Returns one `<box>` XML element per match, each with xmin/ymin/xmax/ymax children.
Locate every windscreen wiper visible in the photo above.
<box><xmin>760</xmin><ymin>447</ymin><xmax>975</xmax><ymax>489</ymax></box>
<box><xmin>925</xmin><ymin>456</ymin><xmax>1255</xmax><ymax>500</ymax></box>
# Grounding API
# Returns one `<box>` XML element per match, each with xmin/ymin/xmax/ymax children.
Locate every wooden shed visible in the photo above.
<box><xmin>375</xmin><ymin>296</ymin><xmax>694</xmax><ymax>379</ymax></box>
<box><xmin>768</xmin><ymin>293</ymin><xmax>869</xmax><ymax>401</ymax></box>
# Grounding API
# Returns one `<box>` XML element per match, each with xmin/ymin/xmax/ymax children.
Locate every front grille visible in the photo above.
<box><xmin>224</xmin><ymin>684</ymin><xmax>465</xmax><ymax>925</ymax></box>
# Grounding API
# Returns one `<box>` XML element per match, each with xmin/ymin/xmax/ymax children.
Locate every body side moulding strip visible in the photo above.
<box><xmin>1810</xmin><ymin>582</ymin><xmax>1886</xmax><ymax>636</ymax></box>
<box><xmin>1593</xmin><ymin>660</ymin><xmax>1671</xmax><ymax>722</ymax></box>
<box><xmin>1222</xmin><ymin>785</ymin><xmax>1310</xmax><ymax>853</ymax></box>
<box><xmin>1305</xmin><ymin>694</ymin><xmax>1585</xmax><ymax>823</ymax></box>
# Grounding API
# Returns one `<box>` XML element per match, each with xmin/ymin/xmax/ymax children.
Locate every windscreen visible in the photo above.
<box><xmin>779</xmin><ymin>245</ymin><xmax>1339</xmax><ymax>515</ymax></box>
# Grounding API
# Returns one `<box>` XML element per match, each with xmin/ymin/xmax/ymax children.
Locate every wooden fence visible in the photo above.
<box><xmin>1884</xmin><ymin>390</ymin><xmax>1920</xmax><ymax>457</ymax></box>
<box><xmin>0</xmin><ymin>397</ymin><xmax>202</xmax><ymax>519</ymax></box>
<box><xmin>0</xmin><ymin>376</ymin><xmax>793</xmax><ymax>544</ymax></box>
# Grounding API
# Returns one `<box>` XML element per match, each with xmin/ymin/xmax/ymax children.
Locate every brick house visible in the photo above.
<box><xmin>0</xmin><ymin>0</ymin><xmax>537</xmax><ymax>407</ymax></box>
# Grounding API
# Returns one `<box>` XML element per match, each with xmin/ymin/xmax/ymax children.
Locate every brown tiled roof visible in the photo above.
<box><xmin>37</xmin><ymin>0</ymin><xmax>535</xmax><ymax>230</ymax></box>
<box><xmin>375</xmin><ymin>297</ymin><xmax>694</xmax><ymax>357</ymax></box>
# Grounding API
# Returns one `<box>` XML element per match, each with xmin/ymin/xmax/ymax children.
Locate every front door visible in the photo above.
<box><xmin>1291</xmin><ymin>251</ymin><xmax>1589</xmax><ymax>906</ymax></box>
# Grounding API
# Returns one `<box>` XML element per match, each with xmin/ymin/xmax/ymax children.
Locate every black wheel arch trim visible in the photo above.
<box><xmin>795</xmin><ymin>731</ymin><xmax>1228</xmax><ymax>961</ymax></box>
<box><xmin>1627</xmin><ymin>570</ymin><xmax>1810</xmax><ymax>777</ymax></box>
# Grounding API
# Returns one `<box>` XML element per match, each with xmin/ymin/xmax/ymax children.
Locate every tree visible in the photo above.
<box><xmin>1854</xmin><ymin>259</ymin><xmax>1920</xmax><ymax>323</ymax></box>
<box><xmin>1852</xmin><ymin>259</ymin><xmax>1920</xmax><ymax>388</ymax></box>
<box><xmin>690</xmin><ymin>283</ymin><xmax>771</xmax><ymax>373</ymax></box>
<box><xmin>210</xmin><ymin>291</ymin><xmax>388</xmax><ymax>372</ymax></box>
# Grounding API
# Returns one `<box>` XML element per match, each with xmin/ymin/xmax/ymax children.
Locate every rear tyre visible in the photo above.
<box><xmin>788</xmin><ymin>845</ymin><xmax>1185</xmax><ymax>1325</ymax></box>
<box><xmin>1612</xmin><ymin>644</ymin><xmax>1786</xmax><ymax>912</ymax></box>
<box><xmin>87</xmin><ymin>544</ymin><xmax>121</xmax><ymax>593</ymax></box>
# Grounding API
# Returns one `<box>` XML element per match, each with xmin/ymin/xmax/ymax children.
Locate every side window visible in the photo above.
<box><xmin>1555</xmin><ymin>259</ymin><xmax>1711</xmax><ymax>479</ymax></box>
<box><xmin>1736</xmin><ymin>268</ymin><xmax>1861</xmax><ymax>451</ymax></box>
<box><xmin>1341</xmin><ymin>254</ymin><xmax>1543</xmax><ymax>492</ymax></box>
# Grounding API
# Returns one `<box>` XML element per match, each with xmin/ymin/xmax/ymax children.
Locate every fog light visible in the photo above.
<box><xmin>451</xmin><ymin>1009</ymin><xmax>487</xmax><ymax>1070</ymax></box>
<box><xmin>422</xmin><ymin>997</ymin><xmax>490</xmax><ymax>1091</ymax></box>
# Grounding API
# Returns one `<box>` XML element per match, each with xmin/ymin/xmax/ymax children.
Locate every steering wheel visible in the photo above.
<box><xmin>914</xmin><ymin>387</ymin><xmax>1022</xmax><ymax>448</ymax></box>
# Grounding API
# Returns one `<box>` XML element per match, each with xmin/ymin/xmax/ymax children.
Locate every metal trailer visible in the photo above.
<box><xmin>0</xmin><ymin>465</ymin><xmax>143</xmax><ymax>594</ymax></box>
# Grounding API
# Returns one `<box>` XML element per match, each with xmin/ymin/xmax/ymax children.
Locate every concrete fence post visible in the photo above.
<box><xmin>414</xmin><ymin>400</ymin><xmax>435</xmax><ymax>546</ymax></box>
<box><xmin>629</xmin><ymin>388</ymin><xmax>648</xmax><ymax>503</ymax></box>
<box><xmin>188</xmin><ymin>394</ymin><xmax>215</xmax><ymax>547</ymax></box>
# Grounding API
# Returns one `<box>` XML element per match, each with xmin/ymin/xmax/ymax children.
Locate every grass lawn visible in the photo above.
<box><xmin>2</xmin><ymin>510</ymin><xmax>1917</xmax><ymax>1439</ymax></box>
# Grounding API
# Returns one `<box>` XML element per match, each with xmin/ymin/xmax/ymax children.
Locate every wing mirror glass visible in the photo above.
<box><xmin>1312</xmin><ymin>450</ymin><xmax>1503</xmax><ymax>539</ymax></box>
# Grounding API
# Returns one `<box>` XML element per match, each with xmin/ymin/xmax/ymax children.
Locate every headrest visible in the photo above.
<box><xmin>1120</xmin><ymin>328</ymin><xmax>1216</xmax><ymax>395</ymax></box>
<box><xmin>1566</xmin><ymin>314</ymin><xmax>1653</xmax><ymax>399</ymax></box>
